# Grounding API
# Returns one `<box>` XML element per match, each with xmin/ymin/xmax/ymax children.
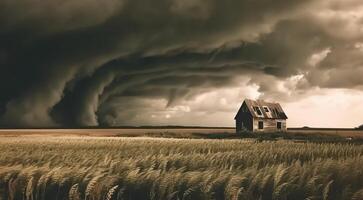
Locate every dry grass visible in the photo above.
<box><xmin>0</xmin><ymin>128</ymin><xmax>234</xmax><ymax>138</ymax></box>
<box><xmin>0</xmin><ymin>136</ymin><xmax>362</xmax><ymax>200</ymax></box>
<box><xmin>289</xmin><ymin>129</ymin><xmax>363</xmax><ymax>138</ymax></box>
<box><xmin>0</xmin><ymin>128</ymin><xmax>362</xmax><ymax>139</ymax></box>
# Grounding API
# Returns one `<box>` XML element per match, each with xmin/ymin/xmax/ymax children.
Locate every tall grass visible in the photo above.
<box><xmin>0</xmin><ymin>136</ymin><xmax>362</xmax><ymax>200</ymax></box>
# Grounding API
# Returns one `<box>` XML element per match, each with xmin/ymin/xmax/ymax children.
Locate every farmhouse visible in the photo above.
<box><xmin>234</xmin><ymin>99</ymin><xmax>288</xmax><ymax>133</ymax></box>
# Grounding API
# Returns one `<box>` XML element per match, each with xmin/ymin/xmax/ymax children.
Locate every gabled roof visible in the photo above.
<box><xmin>235</xmin><ymin>99</ymin><xmax>288</xmax><ymax>119</ymax></box>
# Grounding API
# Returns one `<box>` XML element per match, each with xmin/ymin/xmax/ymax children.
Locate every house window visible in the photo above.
<box><xmin>263</xmin><ymin>106</ymin><xmax>269</xmax><ymax>112</ymax></box>
<box><xmin>258</xmin><ymin>121</ymin><xmax>264</xmax><ymax>129</ymax></box>
<box><xmin>253</xmin><ymin>106</ymin><xmax>262</xmax><ymax>116</ymax></box>
<box><xmin>277</xmin><ymin>122</ymin><xmax>282</xmax><ymax>129</ymax></box>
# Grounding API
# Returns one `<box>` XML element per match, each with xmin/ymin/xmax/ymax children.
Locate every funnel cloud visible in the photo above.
<box><xmin>0</xmin><ymin>0</ymin><xmax>363</xmax><ymax>127</ymax></box>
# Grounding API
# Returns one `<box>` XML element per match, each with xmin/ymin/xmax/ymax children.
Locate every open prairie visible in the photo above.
<box><xmin>0</xmin><ymin>128</ymin><xmax>235</xmax><ymax>138</ymax></box>
<box><xmin>288</xmin><ymin>128</ymin><xmax>363</xmax><ymax>138</ymax></box>
<box><xmin>0</xmin><ymin>134</ymin><xmax>363</xmax><ymax>200</ymax></box>
<box><xmin>0</xmin><ymin>128</ymin><xmax>362</xmax><ymax>138</ymax></box>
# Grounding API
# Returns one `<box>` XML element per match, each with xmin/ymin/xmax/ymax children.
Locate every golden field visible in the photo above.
<box><xmin>0</xmin><ymin>128</ymin><xmax>362</xmax><ymax>138</ymax></box>
<box><xmin>0</xmin><ymin>133</ymin><xmax>363</xmax><ymax>200</ymax></box>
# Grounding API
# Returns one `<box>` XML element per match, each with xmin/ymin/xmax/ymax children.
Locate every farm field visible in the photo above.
<box><xmin>0</xmin><ymin>128</ymin><xmax>235</xmax><ymax>138</ymax></box>
<box><xmin>288</xmin><ymin>128</ymin><xmax>363</xmax><ymax>139</ymax></box>
<box><xmin>0</xmin><ymin>128</ymin><xmax>362</xmax><ymax>138</ymax></box>
<box><xmin>0</xmin><ymin>135</ymin><xmax>363</xmax><ymax>200</ymax></box>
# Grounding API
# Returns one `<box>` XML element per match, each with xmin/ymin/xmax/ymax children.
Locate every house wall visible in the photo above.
<box><xmin>235</xmin><ymin>115</ymin><xmax>253</xmax><ymax>133</ymax></box>
<box><xmin>235</xmin><ymin>102</ymin><xmax>254</xmax><ymax>133</ymax></box>
<box><xmin>252</xmin><ymin>118</ymin><xmax>287</xmax><ymax>132</ymax></box>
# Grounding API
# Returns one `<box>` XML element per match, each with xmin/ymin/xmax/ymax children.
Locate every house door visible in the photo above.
<box><xmin>277</xmin><ymin>122</ymin><xmax>282</xmax><ymax>130</ymax></box>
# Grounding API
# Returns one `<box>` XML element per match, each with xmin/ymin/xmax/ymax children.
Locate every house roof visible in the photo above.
<box><xmin>235</xmin><ymin>99</ymin><xmax>288</xmax><ymax>120</ymax></box>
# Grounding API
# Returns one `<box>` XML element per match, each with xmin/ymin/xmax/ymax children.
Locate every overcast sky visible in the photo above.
<box><xmin>0</xmin><ymin>0</ymin><xmax>362</xmax><ymax>128</ymax></box>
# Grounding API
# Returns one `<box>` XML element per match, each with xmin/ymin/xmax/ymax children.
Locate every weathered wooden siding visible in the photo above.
<box><xmin>253</xmin><ymin>119</ymin><xmax>287</xmax><ymax>132</ymax></box>
<box><xmin>236</xmin><ymin>116</ymin><xmax>253</xmax><ymax>132</ymax></box>
<box><xmin>235</xmin><ymin>102</ymin><xmax>254</xmax><ymax>133</ymax></box>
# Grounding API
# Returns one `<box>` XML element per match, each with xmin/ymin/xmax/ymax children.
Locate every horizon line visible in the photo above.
<box><xmin>0</xmin><ymin>125</ymin><xmax>360</xmax><ymax>130</ymax></box>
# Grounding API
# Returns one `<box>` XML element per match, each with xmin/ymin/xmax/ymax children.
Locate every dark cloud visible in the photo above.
<box><xmin>0</xmin><ymin>0</ymin><xmax>362</xmax><ymax>127</ymax></box>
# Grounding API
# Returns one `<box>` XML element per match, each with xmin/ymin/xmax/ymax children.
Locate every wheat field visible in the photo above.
<box><xmin>0</xmin><ymin>136</ymin><xmax>363</xmax><ymax>200</ymax></box>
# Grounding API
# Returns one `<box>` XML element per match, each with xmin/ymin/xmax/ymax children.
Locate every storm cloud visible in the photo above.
<box><xmin>0</xmin><ymin>0</ymin><xmax>362</xmax><ymax>127</ymax></box>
